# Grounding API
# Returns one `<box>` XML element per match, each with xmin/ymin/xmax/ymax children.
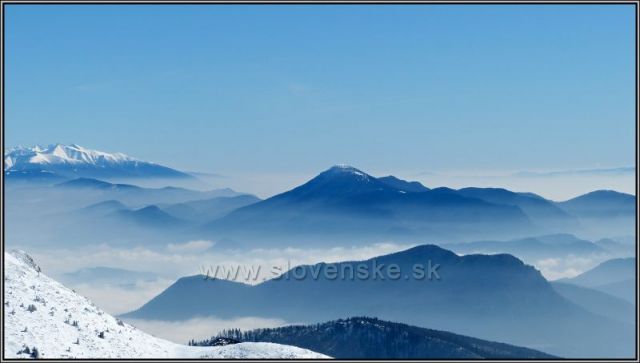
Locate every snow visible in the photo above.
<box><xmin>4</xmin><ymin>144</ymin><xmax>143</xmax><ymax>171</ymax></box>
<box><xmin>3</xmin><ymin>251</ymin><xmax>330</xmax><ymax>359</ymax></box>
<box><xmin>330</xmin><ymin>165</ymin><xmax>371</xmax><ymax>180</ymax></box>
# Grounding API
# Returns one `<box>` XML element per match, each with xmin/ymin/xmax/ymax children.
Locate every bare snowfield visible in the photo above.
<box><xmin>3</xmin><ymin>250</ymin><xmax>329</xmax><ymax>359</ymax></box>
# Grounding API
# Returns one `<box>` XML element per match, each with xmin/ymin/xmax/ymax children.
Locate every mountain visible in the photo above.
<box><xmin>377</xmin><ymin>175</ymin><xmax>430</xmax><ymax>192</ymax></box>
<box><xmin>558</xmin><ymin>190</ymin><xmax>636</xmax><ymax>217</ymax></box>
<box><xmin>160</xmin><ymin>195</ymin><xmax>261</xmax><ymax>222</ymax></box>
<box><xmin>5</xmin><ymin>177</ymin><xmax>248</xmax><ymax>248</ymax></box>
<box><xmin>551</xmin><ymin>282</ymin><xmax>635</xmax><ymax>323</ymax></box>
<box><xmin>556</xmin><ymin>191</ymin><xmax>636</xmax><ymax>237</ymax></box>
<box><xmin>456</xmin><ymin>187</ymin><xmax>579</xmax><ymax>230</ymax></box>
<box><xmin>123</xmin><ymin>245</ymin><xmax>634</xmax><ymax>357</ymax></box>
<box><xmin>560</xmin><ymin>257</ymin><xmax>635</xmax><ymax>287</ymax></box>
<box><xmin>3</xmin><ymin>250</ymin><xmax>329</xmax><ymax>359</ymax></box>
<box><xmin>111</xmin><ymin>205</ymin><xmax>187</xmax><ymax>229</ymax></box>
<box><xmin>205</xmin><ymin>165</ymin><xmax>535</xmax><ymax>245</ymax></box>
<box><xmin>594</xmin><ymin>238</ymin><xmax>636</xmax><ymax>256</ymax></box>
<box><xmin>4</xmin><ymin>144</ymin><xmax>193</xmax><ymax>181</ymax></box>
<box><xmin>593</xmin><ymin>279</ymin><xmax>636</xmax><ymax>304</ymax></box>
<box><xmin>55</xmin><ymin>178</ymin><xmax>244</xmax><ymax>207</ymax></box>
<box><xmin>196</xmin><ymin>317</ymin><xmax>554</xmax><ymax>359</ymax></box>
<box><xmin>444</xmin><ymin>234</ymin><xmax>605</xmax><ymax>262</ymax></box>
<box><xmin>558</xmin><ymin>258</ymin><xmax>636</xmax><ymax>303</ymax></box>
<box><xmin>57</xmin><ymin>177</ymin><xmax>142</xmax><ymax>191</ymax></box>
<box><xmin>80</xmin><ymin>200</ymin><xmax>129</xmax><ymax>216</ymax></box>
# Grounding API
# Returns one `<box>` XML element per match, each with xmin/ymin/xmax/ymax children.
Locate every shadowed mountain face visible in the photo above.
<box><xmin>123</xmin><ymin>245</ymin><xmax>634</xmax><ymax>358</ymax></box>
<box><xmin>201</xmin><ymin>317</ymin><xmax>555</xmax><ymax>359</ymax></box>
<box><xmin>204</xmin><ymin>166</ymin><xmax>536</xmax><ymax>245</ymax></box>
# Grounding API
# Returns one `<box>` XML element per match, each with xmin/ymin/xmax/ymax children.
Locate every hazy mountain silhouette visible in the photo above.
<box><xmin>556</xmin><ymin>190</ymin><xmax>636</xmax><ymax>238</ymax></box>
<box><xmin>456</xmin><ymin>187</ymin><xmax>579</xmax><ymax>230</ymax></box>
<box><xmin>444</xmin><ymin>234</ymin><xmax>605</xmax><ymax>262</ymax></box>
<box><xmin>80</xmin><ymin>200</ymin><xmax>128</xmax><ymax>215</ymax></box>
<box><xmin>204</xmin><ymin>166</ymin><xmax>535</xmax><ymax>244</ymax></box>
<box><xmin>160</xmin><ymin>195</ymin><xmax>261</xmax><ymax>222</ymax></box>
<box><xmin>55</xmin><ymin>177</ymin><xmax>243</xmax><ymax>206</ymax></box>
<box><xmin>111</xmin><ymin>205</ymin><xmax>187</xmax><ymax>229</ymax></box>
<box><xmin>123</xmin><ymin>245</ymin><xmax>633</xmax><ymax>357</ymax></box>
<box><xmin>551</xmin><ymin>281</ymin><xmax>634</xmax><ymax>323</ymax></box>
<box><xmin>558</xmin><ymin>258</ymin><xmax>635</xmax><ymax>303</ymax></box>
<box><xmin>558</xmin><ymin>190</ymin><xmax>635</xmax><ymax>218</ymax></box>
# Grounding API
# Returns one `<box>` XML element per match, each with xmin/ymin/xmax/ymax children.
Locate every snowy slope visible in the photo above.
<box><xmin>4</xmin><ymin>144</ymin><xmax>191</xmax><ymax>179</ymax></box>
<box><xmin>5</xmin><ymin>144</ymin><xmax>136</xmax><ymax>168</ymax></box>
<box><xmin>3</xmin><ymin>251</ymin><xmax>329</xmax><ymax>359</ymax></box>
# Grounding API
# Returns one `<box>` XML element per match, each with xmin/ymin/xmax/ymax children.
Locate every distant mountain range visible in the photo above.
<box><xmin>558</xmin><ymin>190</ymin><xmax>635</xmax><ymax>218</ymax></box>
<box><xmin>557</xmin><ymin>257</ymin><xmax>636</xmax><ymax>303</ymax></box>
<box><xmin>56</xmin><ymin>177</ymin><xmax>244</xmax><ymax>207</ymax></box>
<box><xmin>203</xmin><ymin>165</ymin><xmax>634</xmax><ymax>244</ymax></box>
<box><xmin>158</xmin><ymin>195</ymin><xmax>261</xmax><ymax>223</ymax></box>
<box><xmin>444</xmin><ymin>233</ymin><xmax>607</xmax><ymax>262</ymax></box>
<box><xmin>557</xmin><ymin>190</ymin><xmax>636</xmax><ymax>237</ymax></box>
<box><xmin>5</xmin><ymin>161</ymin><xmax>634</xmax><ymax>247</ymax></box>
<box><xmin>551</xmin><ymin>281</ymin><xmax>634</xmax><ymax>324</ymax></box>
<box><xmin>123</xmin><ymin>244</ymin><xmax>634</xmax><ymax>358</ymax></box>
<box><xmin>195</xmin><ymin>317</ymin><xmax>555</xmax><ymax>359</ymax></box>
<box><xmin>4</xmin><ymin>144</ymin><xmax>192</xmax><ymax>181</ymax></box>
<box><xmin>513</xmin><ymin>166</ymin><xmax>635</xmax><ymax>177</ymax></box>
<box><xmin>4</xmin><ymin>176</ymin><xmax>250</xmax><ymax>247</ymax></box>
<box><xmin>204</xmin><ymin>165</ymin><xmax>540</xmax><ymax>244</ymax></box>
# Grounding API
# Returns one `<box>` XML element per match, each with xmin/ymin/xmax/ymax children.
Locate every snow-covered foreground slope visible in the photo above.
<box><xmin>3</xmin><ymin>251</ymin><xmax>330</xmax><ymax>359</ymax></box>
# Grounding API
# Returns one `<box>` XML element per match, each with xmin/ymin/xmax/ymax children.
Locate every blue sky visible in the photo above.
<box><xmin>4</xmin><ymin>4</ymin><xmax>636</xmax><ymax>196</ymax></box>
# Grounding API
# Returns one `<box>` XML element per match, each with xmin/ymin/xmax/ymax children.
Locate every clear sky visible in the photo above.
<box><xmin>4</xmin><ymin>4</ymin><xmax>636</xmax><ymax>197</ymax></box>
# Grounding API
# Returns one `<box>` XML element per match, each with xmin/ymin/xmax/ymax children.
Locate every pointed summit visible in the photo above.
<box><xmin>322</xmin><ymin>165</ymin><xmax>373</xmax><ymax>179</ymax></box>
<box><xmin>286</xmin><ymin>165</ymin><xmax>389</xmax><ymax>200</ymax></box>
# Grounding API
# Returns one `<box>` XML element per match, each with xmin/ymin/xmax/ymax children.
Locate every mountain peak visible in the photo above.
<box><xmin>326</xmin><ymin>164</ymin><xmax>367</xmax><ymax>174</ymax></box>
<box><xmin>5</xmin><ymin>143</ymin><xmax>137</xmax><ymax>169</ymax></box>
<box><xmin>5</xmin><ymin>144</ymin><xmax>192</xmax><ymax>180</ymax></box>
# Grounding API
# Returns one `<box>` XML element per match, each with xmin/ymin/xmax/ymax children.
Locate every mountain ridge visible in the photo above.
<box><xmin>123</xmin><ymin>244</ymin><xmax>634</xmax><ymax>357</ymax></box>
<box><xmin>5</xmin><ymin>144</ymin><xmax>193</xmax><ymax>180</ymax></box>
<box><xmin>198</xmin><ymin>317</ymin><xmax>556</xmax><ymax>359</ymax></box>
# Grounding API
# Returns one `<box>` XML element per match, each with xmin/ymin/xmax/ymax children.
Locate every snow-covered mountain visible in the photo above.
<box><xmin>4</xmin><ymin>144</ymin><xmax>192</xmax><ymax>180</ymax></box>
<box><xmin>3</xmin><ymin>250</ymin><xmax>329</xmax><ymax>359</ymax></box>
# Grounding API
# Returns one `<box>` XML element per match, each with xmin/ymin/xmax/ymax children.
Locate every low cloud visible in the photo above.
<box><xmin>66</xmin><ymin>279</ymin><xmax>175</xmax><ymax>315</ymax></box>
<box><xmin>534</xmin><ymin>254</ymin><xmax>612</xmax><ymax>280</ymax></box>
<box><xmin>167</xmin><ymin>240</ymin><xmax>215</xmax><ymax>253</ymax></box>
